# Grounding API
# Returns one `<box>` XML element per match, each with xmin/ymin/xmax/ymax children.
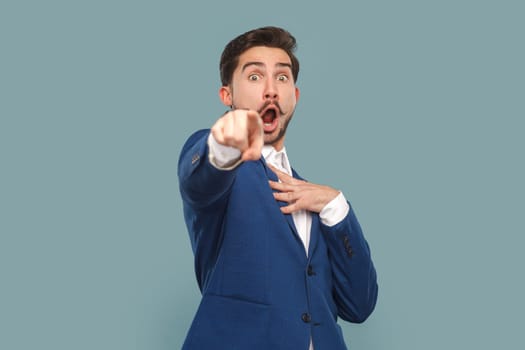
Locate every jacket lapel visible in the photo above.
<box><xmin>307</xmin><ymin>214</ymin><xmax>319</xmax><ymax>259</ymax></box>
<box><xmin>262</xmin><ymin>159</ymin><xmax>301</xmax><ymax>242</ymax></box>
<box><xmin>262</xmin><ymin>158</ymin><xmax>319</xmax><ymax>259</ymax></box>
<box><xmin>291</xmin><ymin>169</ymin><xmax>319</xmax><ymax>260</ymax></box>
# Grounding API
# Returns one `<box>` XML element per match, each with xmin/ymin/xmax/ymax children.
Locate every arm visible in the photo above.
<box><xmin>320</xmin><ymin>202</ymin><xmax>378</xmax><ymax>323</ymax></box>
<box><xmin>268</xmin><ymin>167</ymin><xmax>378</xmax><ymax>322</ymax></box>
<box><xmin>178</xmin><ymin>109</ymin><xmax>264</xmax><ymax>208</ymax></box>
<box><xmin>178</xmin><ymin>129</ymin><xmax>235</xmax><ymax>291</ymax></box>
<box><xmin>178</xmin><ymin>110</ymin><xmax>264</xmax><ymax>290</ymax></box>
<box><xmin>178</xmin><ymin>129</ymin><xmax>237</xmax><ymax>208</ymax></box>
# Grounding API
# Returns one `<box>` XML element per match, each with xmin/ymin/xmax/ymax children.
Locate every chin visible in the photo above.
<box><xmin>264</xmin><ymin>131</ymin><xmax>285</xmax><ymax>147</ymax></box>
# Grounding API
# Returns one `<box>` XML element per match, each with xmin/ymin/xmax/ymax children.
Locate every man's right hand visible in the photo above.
<box><xmin>211</xmin><ymin>109</ymin><xmax>264</xmax><ymax>161</ymax></box>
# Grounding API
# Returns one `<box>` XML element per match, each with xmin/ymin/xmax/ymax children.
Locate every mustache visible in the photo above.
<box><xmin>230</xmin><ymin>100</ymin><xmax>284</xmax><ymax>114</ymax></box>
<box><xmin>257</xmin><ymin>100</ymin><xmax>283</xmax><ymax>115</ymax></box>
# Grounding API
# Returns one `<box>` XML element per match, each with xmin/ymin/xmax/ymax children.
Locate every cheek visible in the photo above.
<box><xmin>235</xmin><ymin>85</ymin><xmax>261</xmax><ymax>103</ymax></box>
<box><xmin>282</xmin><ymin>85</ymin><xmax>296</xmax><ymax>97</ymax></box>
<box><xmin>282</xmin><ymin>89</ymin><xmax>297</xmax><ymax>106</ymax></box>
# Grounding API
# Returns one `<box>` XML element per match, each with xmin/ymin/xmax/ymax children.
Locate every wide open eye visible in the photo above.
<box><xmin>248</xmin><ymin>74</ymin><xmax>261</xmax><ymax>81</ymax></box>
<box><xmin>277</xmin><ymin>74</ymin><xmax>289</xmax><ymax>82</ymax></box>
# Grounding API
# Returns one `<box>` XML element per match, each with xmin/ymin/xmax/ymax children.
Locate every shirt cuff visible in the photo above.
<box><xmin>207</xmin><ymin>133</ymin><xmax>242</xmax><ymax>170</ymax></box>
<box><xmin>319</xmin><ymin>192</ymin><xmax>350</xmax><ymax>227</ymax></box>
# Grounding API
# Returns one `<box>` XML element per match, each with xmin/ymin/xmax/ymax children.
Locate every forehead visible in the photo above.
<box><xmin>236</xmin><ymin>46</ymin><xmax>292</xmax><ymax>70</ymax></box>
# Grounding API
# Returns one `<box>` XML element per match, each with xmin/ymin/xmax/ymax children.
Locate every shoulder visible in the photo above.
<box><xmin>181</xmin><ymin>129</ymin><xmax>210</xmax><ymax>153</ymax></box>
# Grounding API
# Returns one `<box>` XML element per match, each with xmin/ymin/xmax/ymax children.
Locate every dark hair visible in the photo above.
<box><xmin>219</xmin><ymin>26</ymin><xmax>300</xmax><ymax>86</ymax></box>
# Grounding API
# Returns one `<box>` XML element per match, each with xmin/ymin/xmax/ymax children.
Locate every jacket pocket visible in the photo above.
<box><xmin>183</xmin><ymin>294</ymin><xmax>270</xmax><ymax>350</ymax></box>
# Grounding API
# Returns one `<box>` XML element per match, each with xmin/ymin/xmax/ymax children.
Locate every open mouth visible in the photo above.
<box><xmin>261</xmin><ymin>107</ymin><xmax>279</xmax><ymax>133</ymax></box>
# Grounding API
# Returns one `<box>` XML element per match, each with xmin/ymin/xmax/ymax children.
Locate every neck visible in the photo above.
<box><xmin>267</xmin><ymin>137</ymin><xmax>285</xmax><ymax>151</ymax></box>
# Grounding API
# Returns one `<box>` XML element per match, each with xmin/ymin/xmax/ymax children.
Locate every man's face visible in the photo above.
<box><xmin>220</xmin><ymin>46</ymin><xmax>300</xmax><ymax>151</ymax></box>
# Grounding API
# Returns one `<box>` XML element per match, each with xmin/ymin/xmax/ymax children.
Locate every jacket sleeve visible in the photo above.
<box><xmin>178</xmin><ymin>129</ymin><xmax>237</xmax><ymax>209</ymax></box>
<box><xmin>178</xmin><ymin>129</ymin><xmax>238</xmax><ymax>291</ymax></box>
<box><xmin>321</xmin><ymin>205</ymin><xmax>378</xmax><ymax>323</ymax></box>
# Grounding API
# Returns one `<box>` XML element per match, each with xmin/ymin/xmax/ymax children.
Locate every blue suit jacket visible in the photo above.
<box><xmin>178</xmin><ymin>129</ymin><xmax>378</xmax><ymax>350</ymax></box>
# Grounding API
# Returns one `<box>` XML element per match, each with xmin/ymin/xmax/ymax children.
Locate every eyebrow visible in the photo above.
<box><xmin>241</xmin><ymin>61</ymin><xmax>293</xmax><ymax>72</ymax></box>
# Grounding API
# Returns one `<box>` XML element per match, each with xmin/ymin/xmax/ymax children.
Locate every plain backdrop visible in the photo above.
<box><xmin>1</xmin><ymin>1</ymin><xmax>524</xmax><ymax>349</ymax></box>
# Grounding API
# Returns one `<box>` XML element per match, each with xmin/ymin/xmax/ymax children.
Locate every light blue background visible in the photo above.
<box><xmin>1</xmin><ymin>1</ymin><xmax>524</xmax><ymax>349</ymax></box>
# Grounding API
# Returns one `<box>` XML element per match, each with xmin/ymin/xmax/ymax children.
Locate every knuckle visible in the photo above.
<box><xmin>236</xmin><ymin>110</ymin><xmax>248</xmax><ymax>120</ymax></box>
<box><xmin>233</xmin><ymin>135</ymin><xmax>246</xmax><ymax>146</ymax></box>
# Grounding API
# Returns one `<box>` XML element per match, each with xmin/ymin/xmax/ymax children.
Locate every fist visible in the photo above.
<box><xmin>211</xmin><ymin>109</ymin><xmax>264</xmax><ymax>161</ymax></box>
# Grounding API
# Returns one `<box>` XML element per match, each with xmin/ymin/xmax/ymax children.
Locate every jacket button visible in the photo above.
<box><xmin>307</xmin><ymin>265</ymin><xmax>315</xmax><ymax>276</ymax></box>
<box><xmin>191</xmin><ymin>154</ymin><xmax>200</xmax><ymax>164</ymax></box>
<box><xmin>301</xmin><ymin>313</ymin><xmax>311</xmax><ymax>323</ymax></box>
<box><xmin>343</xmin><ymin>235</ymin><xmax>353</xmax><ymax>257</ymax></box>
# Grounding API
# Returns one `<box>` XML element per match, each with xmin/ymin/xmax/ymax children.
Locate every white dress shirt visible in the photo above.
<box><xmin>207</xmin><ymin>134</ymin><xmax>349</xmax><ymax>350</ymax></box>
<box><xmin>262</xmin><ymin>145</ymin><xmax>312</xmax><ymax>254</ymax></box>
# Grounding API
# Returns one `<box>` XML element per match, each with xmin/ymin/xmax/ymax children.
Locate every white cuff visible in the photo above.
<box><xmin>207</xmin><ymin>133</ymin><xmax>242</xmax><ymax>170</ymax></box>
<box><xmin>319</xmin><ymin>192</ymin><xmax>350</xmax><ymax>227</ymax></box>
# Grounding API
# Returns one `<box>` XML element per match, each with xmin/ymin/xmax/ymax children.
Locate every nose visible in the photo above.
<box><xmin>264</xmin><ymin>79</ymin><xmax>278</xmax><ymax>101</ymax></box>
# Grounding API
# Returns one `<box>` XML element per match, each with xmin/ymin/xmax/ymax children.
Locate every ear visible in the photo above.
<box><xmin>295</xmin><ymin>87</ymin><xmax>300</xmax><ymax>102</ymax></box>
<box><xmin>219</xmin><ymin>86</ymin><xmax>233</xmax><ymax>107</ymax></box>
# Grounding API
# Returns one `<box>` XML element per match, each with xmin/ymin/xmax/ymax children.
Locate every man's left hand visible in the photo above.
<box><xmin>268</xmin><ymin>165</ymin><xmax>339</xmax><ymax>214</ymax></box>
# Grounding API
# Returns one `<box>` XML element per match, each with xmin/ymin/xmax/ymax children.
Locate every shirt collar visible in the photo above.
<box><xmin>262</xmin><ymin>145</ymin><xmax>292</xmax><ymax>175</ymax></box>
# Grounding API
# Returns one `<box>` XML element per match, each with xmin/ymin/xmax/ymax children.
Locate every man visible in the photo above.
<box><xmin>178</xmin><ymin>26</ymin><xmax>378</xmax><ymax>350</ymax></box>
